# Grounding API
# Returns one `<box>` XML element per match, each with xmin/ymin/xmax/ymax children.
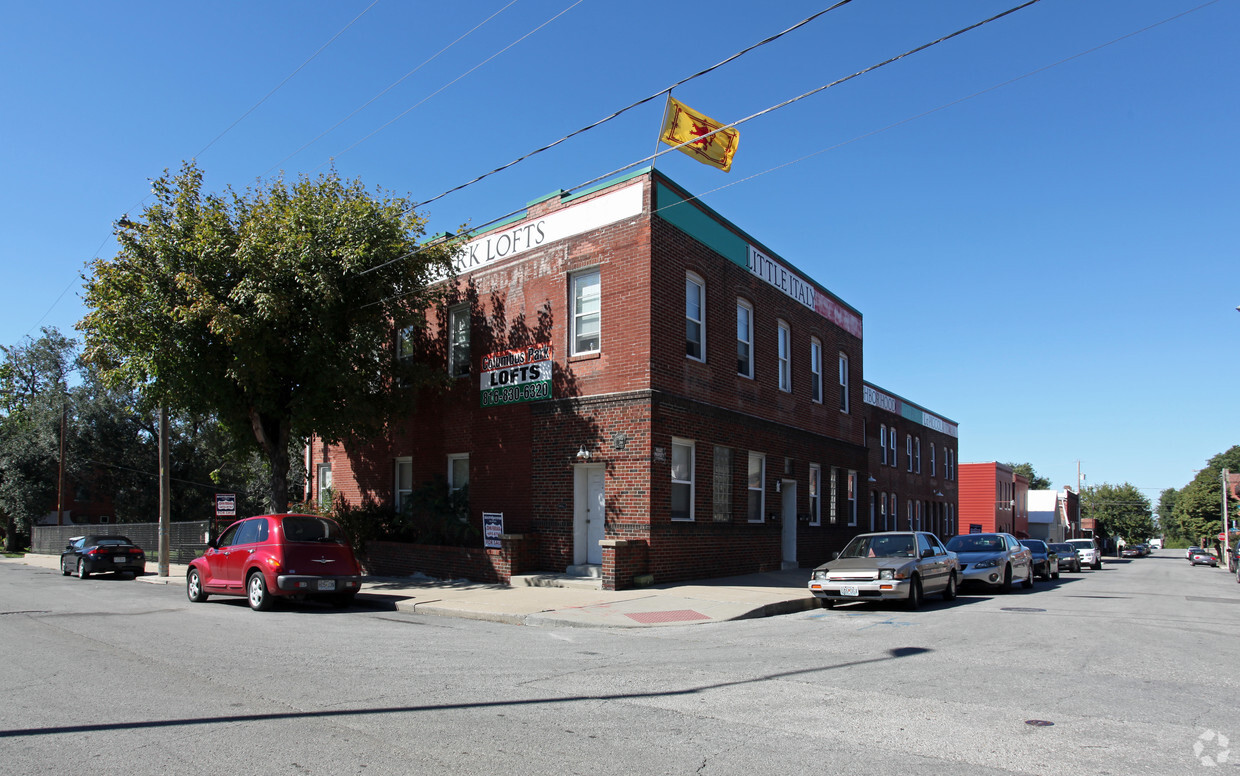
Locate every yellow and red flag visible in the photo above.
<box><xmin>659</xmin><ymin>96</ymin><xmax>740</xmax><ymax>172</ymax></box>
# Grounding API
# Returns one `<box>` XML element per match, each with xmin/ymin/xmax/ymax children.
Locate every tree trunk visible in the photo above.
<box><xmin>249</xmin><ymin>407</ymin><xmax>292</xmax><ymax>513</ymax></box>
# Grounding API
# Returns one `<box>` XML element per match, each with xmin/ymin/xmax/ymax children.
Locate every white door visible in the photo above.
<box><xmin>781</xmin><ymin>480</ymin><xmax>797</xmax><ymax>569</ymax></box>
<box><xmin>574</xmin><ymin>464</ymin><xmax>606</xmax><ymax>566</ymax></box>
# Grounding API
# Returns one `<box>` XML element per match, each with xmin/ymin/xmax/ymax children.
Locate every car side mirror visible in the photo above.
<box><xmin>921</xmin><ymin>548</ymin><xmax>935</xmax><ymax>559</ymax></box>
<box><xmin>65</xmin><ymin>544</ymin><xmax>73</xmax><ymax>551</ymax></box>
<box><xmin>207</xmin><ymin>538</ymin><xmax>218</xmax><ymax>550</ymax></box>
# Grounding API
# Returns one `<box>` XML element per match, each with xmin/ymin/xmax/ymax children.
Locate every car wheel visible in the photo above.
<box><xmin>76</xmin><ymin>560</ymin><xmax>89</xmax><ymax>579</ymax></box>
<box><xmin>1092</xmin><ymin>561</ymin><xmax>1102</xmax><ymax>570</ymax></box>
<box><xmin>186</xmin><ymin>569</ymin><xmax>209</xmax><ymax>603</ymax></box>
<box><xmin>1000</xmin><ymin>564</ymin><xmax>1013</xmax><ymax>592</ymax></box>
<box><xmin>60</xmin><ymin>557</ymin><xmax>71</xmax><ymax>576</ymax></box>
<box><xmin>1022</xmin><ymin>565</ymin><xmax>1034</xmax><ymax>589</ymax></box>
<box><xmin>1074</xmin><ymin>561</ymin><xmax>1081</xmax><ymax>573</ymax></box>
<box><xmin>906</xmin><ymin>576</ymin><xmax>923</xmax><ymax>610</ymax></box>
<box><xmin>247</xmin><ymin>571</ymin><xmax>274</xmax><ymax>611</ymax></box>
<box><xmin>942</xmin><ymin>572</ymin><xmax>957</xmax><ymax>602</ymax></box>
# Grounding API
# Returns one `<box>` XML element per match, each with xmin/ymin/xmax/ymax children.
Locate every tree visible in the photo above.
<box><xmin>1005</xmin><ymin>462</ymin><xmax>1051</xmax><ymax>490</ymax></box>
<box><xmin>80</xmin><ymin>162</ymin><xmax>457</xmax><ymax>512</ymax></box>
<box><xmin>1170</xmin><ymin>446</ymin><xmax>1240</xmax><ymax>546</ymax></box>
<box><xmin>0</xmin><ymin>328</ymin><xmax>77</xmax><ymax>551</ymax></box>
<box><xmin>1157</xmin><ymin>487</ymin><xmax>1180</xmax><ymax>541</ymax></box>
<box><xmin>1080</xmin><ymin>482</ymin><xmax>1155</xmax><ymax>544</ymax></box>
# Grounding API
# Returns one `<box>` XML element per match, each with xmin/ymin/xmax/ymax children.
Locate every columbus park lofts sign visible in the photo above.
<box><xmin>480</xmin><ymin>344</ymin><xmax>553</xmax><ymax>408</ymax></box>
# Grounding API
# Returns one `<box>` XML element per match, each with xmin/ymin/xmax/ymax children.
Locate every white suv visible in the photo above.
<box><xmin>1066</xmin><ymin>538</ymin><xmax>1102</xmax><ymax>570</ymax></box>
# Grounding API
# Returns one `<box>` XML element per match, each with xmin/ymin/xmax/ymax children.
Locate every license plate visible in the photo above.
<box><xmin>317</xmin><ymin>580</ymin><xmax>335</xmax><ymax>591</ymax></box>
<box><xmin>840</xmin><ymin>585</ymin><xmax>859</xmax><ymax>597</ymax></box>
<box><xmin>114</xmin><ymin>555</ymin><xmax>127</xmax><ymax>563</ymax></box>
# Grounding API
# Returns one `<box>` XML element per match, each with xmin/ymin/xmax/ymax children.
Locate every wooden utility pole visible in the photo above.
<box><xmin>158</xmin><ymin>407</ymin><xmax>170</xmax><ymax>577</ymax></box>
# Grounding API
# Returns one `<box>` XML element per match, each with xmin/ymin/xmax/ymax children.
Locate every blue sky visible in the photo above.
<box><xmin>2</xmin><ymin>0</ymin><xmax>1236</xmax><ymax>503</ymax></box>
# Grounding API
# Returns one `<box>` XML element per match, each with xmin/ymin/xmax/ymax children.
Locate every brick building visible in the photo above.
<box><xmin>313</xmin><ymin>167</ymin><xmax>953</xmax><ymax>589</ymax></box>
<box><xmin>958</xmin><ymin>462</ymin><xmax>1029</xmax><ymax>537</ymax></box>
<box><xmin>861</xmin><ymin>382</ymin><xmax>959</xmax><ymax>537</ymax></box>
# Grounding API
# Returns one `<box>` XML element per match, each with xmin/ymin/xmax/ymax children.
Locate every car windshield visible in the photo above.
<box><xmin>281</xmin><ymin>515</ymin><xmax>346</xmax><ymax>544</ymax></box>
<box><xmin>1050</xmin><ymin>545</ymin><xmax>1073</xmax><ymax>553</ymax></box>
<box><xmin>1067</xmin><ymin>540</ymin><xmax>1094</xmax><ymax>549</ymax></box>
<box><xmin>839</xmin><ymin>535</ymin><xmax>916</xmax><ymax>559</ymax></box>
<box><xmin>946</xmin><ymin>535</ymin><xmax>1005</xmax><ymax>553</ymax></box>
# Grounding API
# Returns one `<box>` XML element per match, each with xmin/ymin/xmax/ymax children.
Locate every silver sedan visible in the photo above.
<box><xmin>808</xmin><ymin>531</ymin><xmax>960</xmax><ymax>609</ymax></box>
<box><xmin>944</xmin><ymin>532</ymin><xmax>1034</xmax><ymax>591</ymax></box>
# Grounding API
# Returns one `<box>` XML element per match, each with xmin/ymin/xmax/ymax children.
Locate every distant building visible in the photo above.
<box><xmin>958</xmin><ymin>462</ymin><xmax>1029</xmax><ymax>536</ymax></box>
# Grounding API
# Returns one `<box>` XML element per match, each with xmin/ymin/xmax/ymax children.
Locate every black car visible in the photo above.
<box><xmin>1019</xmin><ymin>539</ymin><xmax>1059</xmax><ymax>580</ymax></box>
<box><xmin>60</xmin><ymin>535</ymin><xmax>146</xmax><ymax>579</ymax></box>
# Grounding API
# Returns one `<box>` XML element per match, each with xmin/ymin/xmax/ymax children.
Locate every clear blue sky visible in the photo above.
<box><xmin>2</xmin><ymin>0</ymin><xmax>1236</xmax><ymax>503</ymax></box>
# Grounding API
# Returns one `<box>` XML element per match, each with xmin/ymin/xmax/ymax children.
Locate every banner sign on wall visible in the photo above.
<box><xmin>480</xmin><ymin>344</ymin><xmax>553</xmax><ymax>407</ymax></box>
<box><xmin>483</xmin><ymin>513</ymin><xmax>504</xmax><ymax>549</ymax></box>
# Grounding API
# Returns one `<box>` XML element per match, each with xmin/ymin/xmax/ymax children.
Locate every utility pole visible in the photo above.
<box><xmin>1223</xmin><ymin>469</ymin><xmax>1231</xmax><ymax>566</ymax></box>
<box><xmin>158</xmin><ymin>407</ymin><xmax>170</xmax><ymax>577</ymax></box>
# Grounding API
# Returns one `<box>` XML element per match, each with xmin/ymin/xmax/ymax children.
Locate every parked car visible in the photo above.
<box><xmin>60</xmin><ymin>535</ymin><xmax>146</xmax><ymax>579</ymax></box>
<box><xmin>1121</xmin><ymin>546</ymin><xmax>1141</xmax><ymax>558</ymax></box>
<box><xmin>1020</xmin><ymin>539</ymin><xmax>1059</xmax><ymax>580</ymax></box>
<box><xmin>186</xmin><ymin>514</ymin><xmax>363</xmax><ymax>611</ymax></box>
<box><xmin>944</xmin><ymin>532</ymin><xmax>1034</xmax><ymax>591</ymax></box>
<box><xmin>1049</xmin><ymin>542</ymin><xmax>1081</xmax><ymax>573</ymax></box>
<box><xmin>1066</xmin><ymin>538</ymin><xmax>1103</xmax><ymax>570</ymax></box>
<box><xmin>807</xmin><ymin>531</ymin><xmax>959</xmax><ymax>610</ymax></box>
<box><xmin>1186</xmin><ymin>546</ymin><xmax>1202</xmax><ymax>560</ymax></box>
<box><xmin>1188</xmin><ymin>549</ymin><xmax>1218</xmax><ymax>568</ymax></box>
<box><xmin>1229</xmin><ymin>546</ymin><xmax>1238</xmax><ymax>574</ymax></box>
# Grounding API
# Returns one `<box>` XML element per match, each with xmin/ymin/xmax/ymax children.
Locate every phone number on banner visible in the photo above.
<box><xmin>480</xmin><ymin>380</ymin><xmax>552</xmax><ymax>407</ymax></box>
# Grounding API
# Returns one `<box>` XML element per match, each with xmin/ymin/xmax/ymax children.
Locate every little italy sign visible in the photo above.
<box><xmin>480</xmin><ymin>344</ymin><xmax>553</xmax><ymax>408</ymax></box>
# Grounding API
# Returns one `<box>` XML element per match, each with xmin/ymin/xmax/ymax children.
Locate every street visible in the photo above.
<box><xmin>1</xmin><ymin>553</ymin><xmax>1237</xmax><ymax>775</ymax></box>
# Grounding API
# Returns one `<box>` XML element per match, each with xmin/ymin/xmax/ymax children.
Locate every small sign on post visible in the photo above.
<box><xmin>216</xmin><ymin>493</ymin><xmax>236</xmax><ymax>518</ymax></box>
<box><xmin>483</xmin><ymin>512</ymin><xmax>504</xmax><ymax>549</ymax></box>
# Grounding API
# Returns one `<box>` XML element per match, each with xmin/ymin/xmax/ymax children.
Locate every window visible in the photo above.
<box><xmin>809</xmin><ymin>464</ymin><xmax>821</xmax><ymax>526</ymax></box>
<box><xmin>571</xmin><ymin>270</ymin><xmax>601</xmax><ymax>355</ymax></box>
<box><xmin>448</xmin><ymin>304</ymin><xmax>470</xmax><ymax>377</ymax></box>
<box><xmin>879</xmin><ymin>492</ymin><xmax>888</xmax><ymax>531</ymax></box>
<box><xmin>671</xmin><ymin>439</ymin><xmax>695</xmax><ymax>521</ymax></box>
<box><xmin>395</xmin><ymin>457</ymin><xmax>412</xmax><ymax>514</ymax></box>
<box><xmin>889</xmin><ymin>493</ymin><xmax>897</xmax><ymax>530</ymax></box>
<box><xmin>397</xmin><ymin>325</ymin><xmax>417</xmax><ymax>362</ymax></box>
<box><xmin>930</xmin><ymin>443</ymin><xmax>936</xmax><ymax>477</ymax></box>
<box><xmin>914</xmin><ymin>437</ymin><xmax>921</xmax><ymax>474</ymax></box>
<box><xmin>948</xmin><ymin>449</ymin><xmax>955</xmax><ymax>480</ymax></box>
<box><xmin>880</xmin><ymin>424</ymin><xmax>887</xmax><ymax>464</ymax></box>
<box><xmin>316</xmin><ymin>464</ymin><xmax>332</xmax><ymax>508</ymax></box>
<box><xmin>777</xmin><ymin>320</ymin><xmax>791</xmax><ymax>392</ymax></box>
<box><xmin>712</xmin><ymin>446</ymin><xmax>732</xmax><ymax>522</ymax></box>
<box><xmin>889</xmin><ymin>427</ymin><xmax>897</xmax><ymax>467</ymax></box>
<box><xmin>747</xmin><ymin>452</ymin><xmax>765</xmax><ymax>522</ymax></box>
<box><xmin>736</xmin><ymin>300</ymin><xmax>753</xmax><ymax>378</ymax></box>
<box><xmin>829</xmin><ymin>467</ymin><xmax>839</xmax><ymax>524</ymax></box>
<box><xmin>686</xmin><ymin>274</ymin><xmax>704</xmax><ymax>361</ymax></box>
<box><xmin>915</xmin><ymin>500</ymin><xmax>923</xmax><ymax>531</ymax></box>
<box><xmin>448</xmin><ymin>454</ymin><xmax>469</xmax><ymax>496</ymax></box>
<box><xmin>907</xmin><ymin>500</ymin><xmax>914</xmax><ymax>531</ymax></box>
<box><xmin>838</xmin><ymin>353</ymin><xmax>849</xmax><ymax>413</ymax></box>
<box><xmin>906</xmin><ymin>434</ymin><xmax>913</xmax><ymax>472</ymax></box>
<box><xmin>847</xmin><ymin>471</ymin><xmax>857</xmax><ymax>526</ymax></box>
<box><xmin>809</xmin><ymin>338</ymin><xmax>822</xmax><ymax>403</ymax></box>
<box><xmin>869</xmin><ymin>492</ymin><xmax>876</xmax><ymax>531</ymax></box>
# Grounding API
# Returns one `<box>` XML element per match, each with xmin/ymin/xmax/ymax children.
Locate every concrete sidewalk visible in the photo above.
<box><xmin>8</xmin><ymin>554</ymin><xmax>821</xmax><ymax>628</ymax></box>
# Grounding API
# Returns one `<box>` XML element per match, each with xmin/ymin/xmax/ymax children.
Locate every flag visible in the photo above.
<box><xmin>659</xmin><ymin>96</ymin><xmax>740</xmax><ymax>172</ymax></box>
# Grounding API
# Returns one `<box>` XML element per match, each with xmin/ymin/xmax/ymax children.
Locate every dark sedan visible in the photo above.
<box><xmin>1020</xmin><ymin>539</ymin><xmax>1059</xmax><ymax>580</ymax></box>
<box><xmin>1049</xmin><ymin>542</ymin><xmax>1081</xmax><ymax>573</ymax></box>
<box><xmin>61</xmin><ymin>535</ymin><xmax>146</xmax><ymax>579</ymax></box>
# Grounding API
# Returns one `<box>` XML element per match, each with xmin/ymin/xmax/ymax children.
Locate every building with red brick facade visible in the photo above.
<box><xmin>311</xmin><ymin>167</ymin><xmax>955</xmax><ymax>589</ymax></box>
<box><xmin>862</xmin><ymin>382</ymin><xmax>959</xmax><ymax>538</ymax></box>
<box><xmin>958</xmin><ymin>462</ymin><xmax>1029</xmax><ymax>537</ymax></box>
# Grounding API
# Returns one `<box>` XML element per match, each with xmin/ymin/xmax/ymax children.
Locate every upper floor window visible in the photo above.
<box><xmin>686</xmin><ymin>274</ymin><xmax>704</xmax><ymax>361</ymax></box>
<box><xmin>809</xmin><ymin>338</ymin><xmax>823</xmax><ymax>403</ymax></box>
<box><xmin>838</xmin><ymin>352</ymin><xmax>849</xmax><ymax>413</ymax></box>
<box><xmin>736</xmin><ymin>300</ymin><xmax>753</xmax><ymax>378</ymax></box>
<box><xmin>777</xmin><ymin>320</ymin><xmax>791</xmax><ymax>392</ymax></box>
<box><xmin>571</xmin><ymin>270</ymin><xmax>601</xmax><ymax>355</ymax></box>
<box><xmin>671</xmin><ymin>439</ymin><xmax>695</xmax><ymax>521</ymax></box>
<box><xmin>448</xmin><ymin>453</ymin><xmax>469</xmax><ymax>496</ymax></box>
<box><xmin>889</xmin><ymin>427</ymin><xmax>898</xmax><ymax>467</ymax></box>
<box><xmin>914</xmin><ymin>437</ymin><xmax>921</xmax><ymax>474</ymax></box>
<box><xmin>449</xmin><ymin>304</ymin><xmax>470</xmax><ymax>377</ymax></box>
<box><xmin>879</xmin><ymin>424</ymin><xmax>887</xmax><ymax>464</ymax></box>
<box><xmin>930</xmin><ymin>443</ymin><xmax>937</xmax><ymax>477</ymax></box>
<box><xmin>906</xmin><ymin>433</ymin><xmax>913</xmax><ymax>471</ymax></box>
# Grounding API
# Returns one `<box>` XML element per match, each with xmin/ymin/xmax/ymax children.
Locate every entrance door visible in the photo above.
<box><xmin>781</xmin><ymin>480</ymin><xmax>797</xmax><ymax>569</ymax></box>
<box><xmin>574</xmin><ymin>464</ymin><xmax>606</xmax><ymax>566</ymax></box>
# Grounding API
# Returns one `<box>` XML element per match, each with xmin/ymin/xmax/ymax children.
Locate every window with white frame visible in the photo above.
<box><xmin>838</xmin><ymin>352</ymin><xmax>849</xmax><ymax>413</ymax></box>
<box><xmin>915</xmin><ymin>500</ymin><xmax>922</xmax><ymax>531</ymax></box>
<box><xmin>930</xmin><ymin>443</ymin><xmax>936</xmax><ymax>477</ymax></box>
<box><xmin>394</xmin><ymin>457</ymin><xmax>412</xmax><ymax>514</ymax></box>
<box><xmin>889</xmin><ymin>493</ymin><xmax>897</xmax><ymax>530</ymax></box>
<box><xmin>448</xmin><ymin>454</ymin><xmax>469</xmax><ymax>496</ymax></box>
<box><xmin>809</xmin><ymin>464</ymin><xmax>821</xmax><ymax>526</ymax></box>
<box><xmin>747</xmin><ymin>452</ymin><xmax>765</xmax><ymax>522</ymax></box>
<box><xmin>671</xmin><ymin>439</ymin><xmax>695</xmax><ymax>521</ymax></box>
<box><xmin>880</xmin><ymin>424</ymin><xmax>887</xmax><ymax>464</ymax></box>
<box><xmin>777</xmin><ymin>320</ymin><xmax>791</xmax><ymax>392</ymax></box>
<box><xmin>907</xmin><ymin>500</ymin><xmax>914</xmax><ymax>531</ymax></box>
<box><xmin>906</xmin><ymin>434</ymin><xmax>913</xmax><ymax>472</ymax></box>
<box><xmin>686</xmin><ymin>274</ymin><xmax>704</xmax><ymax>361</ymax></box>
<box><xmin>316</xmin><ymin>463</ymin><xmax>332</xmax><ymax>508</ymax></box>
<box><xmin>847</xmin><ymin>471</ymin><xmax>857</xmax><ymax>526</ymax></box>
<box><xmin>736</xmin><ymin>300</ymin><xmax>753</xmax><ymax>378</ymax></box>
<box><xmin>810</xmin><ymin>338</ymin><xmax>822</xmax><ymax>403</ymax></box>
<box><xmin>915</xmin><ymin>437</ymin><xmax>921</xmax><ymax>474</ymax></box>
<box><xmin>448</xmin><ymin>304</ymin><xmax>470</xmax><ymax>377</ymax></box>
<box><xmin>889</xmin><ymin>427</ymin><xmax>898</xmax><ymax>467</ymax></box>
<box><xmin>571</xmin><ymin>270</ymin><xmax>601</xmax><ymax>355</ymax></box>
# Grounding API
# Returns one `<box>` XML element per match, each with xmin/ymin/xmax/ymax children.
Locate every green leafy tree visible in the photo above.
<box><xmin>1081</xmin><ymin>482</ymin><xmax>1155</xmax><ymax>544</ymax></box>
<box><xmin>1005</xmin><ymin>462</ymin><xmax>1051</xmax><ymax>490</ymax></box>
<box><xmin>1157</xmin><ymin>487</ymin><xmax>1181</xmax><ymax>542</ymax></box>
<box><xmin>80</xmin><ymin>162</ymin><xmax>457</xmax><ymax>511</ymax></box>
<box><xmin>1171</xmin><ymin>446</ymin><xmax>1240</xmax><ymax>546</ymax></box>
<box><xmin>0</xmin><ymin>329</ymin><xmax>77</xmax><ymax>551</ymax></box>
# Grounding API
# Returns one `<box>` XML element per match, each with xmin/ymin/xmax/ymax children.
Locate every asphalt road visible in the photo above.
<box><xmin>1</xmin><ymin>552</ymin><xmax>1237</xmax><ymax>775</ymax></box>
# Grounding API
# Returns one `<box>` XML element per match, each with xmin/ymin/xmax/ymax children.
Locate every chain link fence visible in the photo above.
<box><xmin>32</xmin><ymin>521</ymin><xmax>211</xmax><ymax>564</ymax></box>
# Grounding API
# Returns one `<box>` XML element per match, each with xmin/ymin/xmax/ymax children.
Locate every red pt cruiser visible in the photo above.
<box><xmin>187</xmin><ymin>514</ymin><xmax>363</xmax><ymax>611</ymax></box>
